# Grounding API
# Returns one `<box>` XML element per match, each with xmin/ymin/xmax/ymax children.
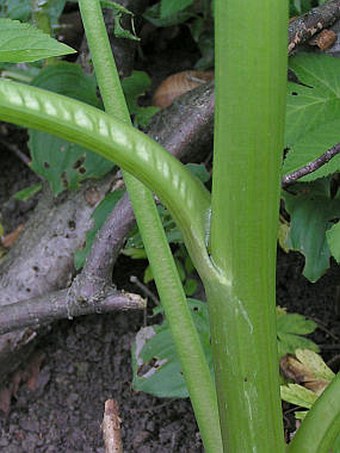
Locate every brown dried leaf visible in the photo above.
<box><xmin>0</xmin><ymin>352</ymin><xmax>45</xmax><ymax>414</ymax></box>
<box><xmin>1</xmin><ymin>224</ymin><xmax>25</xmax><ymax>248</ymax></box>
<box><xmin>309</xmin><ymin>29</ymin><xmax>337</xmax><ymax>50</ymax></box>
<box><xmin>280</xmin><ymin>349</ymin><xmax>334</xmax><ymax>396</ymax></box>
<box><xmin>0</xmin><ymin>386</ymin><xmax>12</xmax><ymax>415</ymax></box>
<box><xmin>152</xmin><ymin>70</ymin><xmax>214</xmax><ymax>109</ymax></box>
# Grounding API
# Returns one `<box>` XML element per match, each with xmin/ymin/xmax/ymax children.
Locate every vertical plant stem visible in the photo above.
<box><xmin>78</xmin><ymin>1</ymin><xmax>222</xmax><ymax>451</ymax></box>
<box><xmin>206</xmin><ymin>0</ymin><xmax>288</xmax><ymax>450</ymax></box>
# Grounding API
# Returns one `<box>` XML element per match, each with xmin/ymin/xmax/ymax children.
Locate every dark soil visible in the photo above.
<box><xmin>0</xmin><ymin>127</ymin><xmax>40</xmax><ymax>232</ymax></box>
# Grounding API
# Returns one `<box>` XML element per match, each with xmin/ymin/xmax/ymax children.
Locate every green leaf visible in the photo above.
<box><xmin>13</xmin><ymin>183</ymin><xmax>42</xmax><ymax>201</ymax></box>
<box><xmin>326</xmin><ymin>221</ymin><xmax>340</xmax><ymax>263</ymax></box>
<box><xmin>30</xmin><ymin>62</ymin><xmax>99</xmax><ymax>103</ymax></box>
<box><xmin>160</xmin><ymin>0</ymin><xmax>194</xmax><ymax>18</ymax></box>
<box><xmin>295</xmin><ymin>349</ymin><xmax>334</xmax><ymax>382</ymax></box>
<box><xmin>0</xmin><ymin>18</ymin><xmax>75</xmax><ymax>63</ymax></box>
<box><xmin>0</xmin><ymin>0</ymin><xmax>67</xmax><ymax>27</ymax></box>
<box><xmin>183</xmin><ymin>278</ymin><xmax>198</xmax><ymax>296</ymax></box>
<box><xmin>100</xmin><ymin>0</ymin><xmax>133</xmax><ymax>16</ymax></box>
<box><xmin>143</xmin><ymin>264</ymin><xmax>153</xmax><ymax>284</ymax></box>
<box><xmin>132</xmin><ymin>325</ymin><xmax>189</xmax><ymax>398</ymax></box>
<box><xmin>283</xmin><ymin>179</ymin><xmax>340</xmax><ymax>281</ymax></box>
<box><xmin>281</xmin><ymin>383</ymin><xmax>318</xmax><ymax>409</ymax></box>
<box><xmin>332</xmin><ymin>433</ymin><xmax>340</xmax><ymax>453</ymax></box>
<box><xmin>122</xmin><ymin>247</ymin><xmax>147</xmax><ymax>259</ymax></box>
<box><xmin>0</xmin><ymin>0</ymin><xmax>31</xmax><ymax>21</ymax></box>
<box><xmin>285</xmin><ymin>54</ymin><xmax>340</xmax><ymax>144</ymax></box>
<box><xmin>74</xmin><ymin>189</ymin><xmax>124</xmax><ymax>270</ymax></box>
<box><xmin>121</xmin><ymin>71</ymin><xmax>159</xmax><ymax>128</ymax></box>
<box><xmin>132</xmin><ymin>301</ymin><xmax>318</xmax><ymax>399</ymax></box>
<box><xmin>144</xmin><ymin>3</ymin><xmax>194</xmax><ymax>27</ymax></box>
<box><xmin>28</xmin><ymin>62</ymin><xmax>114</xmax><ymax>194</ymax></box>
<box><xmin>47</xmin><ymin>0</ymin><xmax>67</xmax><ymax>28</ymax></box>
<box><xmin>100</xmin><ymin>1</ymin><xmax>140</xmax><ymax>41</ymax></box>
<box><xmin>186</xmin><ymin>163</ymin><xmax>210</xmax><ymax>183</ymax></box>
<box><xmin>284</xmin><ymin>55</ymin><xmax>340</xmax><ymax>181</ymax></box>
<box><xmin>132</xmin><ymin>299</ymin><xmax>212</xmax><ymax>398</ymax></box>
<box><xmin>124</xmin><ymin>204</ymin><xmax>184</xmax><ymax>252</ymax></box>
<box><xmin>276</xmin><ymin>308</ymin><xmax>319</xmax><ymax>358</ymax></box>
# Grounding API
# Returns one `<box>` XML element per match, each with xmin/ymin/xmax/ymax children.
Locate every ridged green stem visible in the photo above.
<box><xmin>288</xmin><ymin>373</ymin><xmax>340</xmax><ymax>453</ymax></box>
<box><xmin>207</xmin><ymin>0</ymin><xmax>288</xmax><ymax>450</ymax></box>
<box><xmin>78</xmin><ymin>1</ymin><xmax>222</xmax><ymax>451</ymax></box>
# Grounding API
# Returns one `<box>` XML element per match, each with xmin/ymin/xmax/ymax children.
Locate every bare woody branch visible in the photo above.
<box><xmin>288</xmin><ymin>0</ymin><xmax>340</xmax><ymax>55</ymax></box>
<box><xmin>0</xmin><ymin>289</ymin><xmax>145</xmax><ymax>335</ymax></box>
<box><xmin>282</xmin><ymin>142</ymin><xmax>340</xmax><ymax>187</ymax></box>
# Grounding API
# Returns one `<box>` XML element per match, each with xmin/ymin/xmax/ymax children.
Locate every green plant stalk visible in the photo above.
<box><xmin>31</xmin><ymin>0</ymin><xmax>51</xmax><ymax>37</ymax></box>
<box><xmin>206</xmin><ymin>0</ymin><xmax>288</xmax><ymax>450</ymax></box>
<box><xmin>78</xmin><ymin>1</ymin><xmax>222</xmax><ymax>450</ymax></box>
<box><xmin>288</xmin><ymin>372</ymin><xmax>340</xmax><ymax>453</ymax></box>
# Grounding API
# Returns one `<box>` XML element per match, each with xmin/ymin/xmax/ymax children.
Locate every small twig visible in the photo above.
<box><xmin>327</xmin><ymin>353</ymin><xmax>340</xmax><ymax>369</ymax></box>
<box><xmin>0</xmin><ymin>137</ymin><xmax>31</xmax><ymax>166</ymax></box>
<box><xmin>282</xmin><ymin>142</ymin><xmax>340</xmax><ymax>188</ymax></box>
<box><xmin>288</xmin><ymin>0</ymin><xmax>340</xmax><ymax>55</ymax></box>
<box><xmin>0</xmin><ymin>287</ymin><xmax>146</xmax><ymax>335</ymax></box>
<box><xmin>102</xmin><ymin>399</ymin><xmax>123</xmax><ymax>453</ymax></box>
<box><xmin>319</xmin><ymin>343</ymin><xmax>340</xmax><ymax>349</ymax></box>
<box><xmin>130</xmin><ymin>275</ymin><xmax>160</xmax><ymax>305</ymax></box>
<box><xmin>311</xmin><ymin>316</ymin><xmax>340</xmax><ymax>341</ymax></box>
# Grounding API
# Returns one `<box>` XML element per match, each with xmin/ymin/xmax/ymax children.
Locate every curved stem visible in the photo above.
<box><xmin>0</xmin><ymin>78</ymin><xmax>212</xmax><ymax>277</ymax></box>
<box><xmin>288</xmin><ymin>373</ymin><xmax>340</xmax><ymax>453</ymax></box>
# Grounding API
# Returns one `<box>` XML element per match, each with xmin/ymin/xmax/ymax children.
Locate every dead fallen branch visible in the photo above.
<box><xmin>282</xmin><ymin>142</ymin><xmax>340</xmax><ymax>187</ymax></box>
<box><xmin>0</xmin><ymin>289</ymin><xmax>145</xmax><ymax>335</ymax></box>
<box><xmin>288</xmin><ymin>0</ymin><xmax>340</xmax><ymax>54</ymax></box>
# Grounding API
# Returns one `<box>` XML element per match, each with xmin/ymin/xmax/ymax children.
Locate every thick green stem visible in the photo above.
<box><xmin>78</xmin><ymin>1</ymin><xmax>222</xmax><ymax>451</ymax></box>
<box><xmin>207</xmin><ymin>0</ymin><xmax>288</xmax><ymax>450</ymax></box>
<box><xmin>288</xmin><ymin>373</ymin><xmax>340</xmax><ymax>453</ymax></box>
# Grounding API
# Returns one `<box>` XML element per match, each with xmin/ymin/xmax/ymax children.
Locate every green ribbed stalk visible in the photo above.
<box><xmin>206</xmin><ymin>0</ymin><xmax>288</xmax><ymax>450</ymax></box>
<box><xmin>78</xmin><ymin>1</ymin><xmax>222</xmax><ymax>451</ymax></box>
